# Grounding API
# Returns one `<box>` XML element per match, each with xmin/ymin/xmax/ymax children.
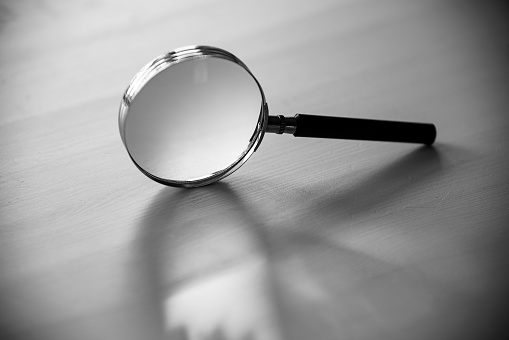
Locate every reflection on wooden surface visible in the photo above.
<box><xmin>1</xmin><ymin>0</ymin><xmax>509</xmax><ymax>339</ymax></box>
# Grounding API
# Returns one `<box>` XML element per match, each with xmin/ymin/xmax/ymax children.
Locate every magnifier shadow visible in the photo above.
<box><xmin>136</xmin><ymin>143</ymin><xmax>476</xmax><ymax>340</ymax></box>
<box><xmin>289</xmin><ymin>144</ymin><xmax>447</xmax><ymax>227</ymax></box>
<box><xmin>137</xmin><ymin>184</ymin><xmax>285</xmax><ymax>340</ymax></box>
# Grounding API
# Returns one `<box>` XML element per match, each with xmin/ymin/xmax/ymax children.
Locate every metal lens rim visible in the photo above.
<box><xmin>118</xmin><ymin>45</ymin><xmax>268</xmax><ymax>187</ymax></box>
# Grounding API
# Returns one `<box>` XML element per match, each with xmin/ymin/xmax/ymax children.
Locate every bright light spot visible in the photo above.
<box><xmin>165</xmin><ymin>258</ymin><xmax>282</xmax><ymax>340</ymax></box>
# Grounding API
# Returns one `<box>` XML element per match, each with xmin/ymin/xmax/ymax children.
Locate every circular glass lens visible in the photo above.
<box><xmin>121</xmin><ymin>52</ymin><xmax>265</xmax><ymax>187</ymax></box>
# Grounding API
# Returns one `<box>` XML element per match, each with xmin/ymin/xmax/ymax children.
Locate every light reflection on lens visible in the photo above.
<box><xmin>124</xmin><ymin>56</ymin><xmax>262</xmax><ymax>183</ymax></box>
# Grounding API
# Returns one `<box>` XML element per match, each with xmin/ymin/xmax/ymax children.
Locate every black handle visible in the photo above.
<box><xmin>293</xmin><ymin>114</ymin><xmax>436</xmax><ymax>145</ymax></box>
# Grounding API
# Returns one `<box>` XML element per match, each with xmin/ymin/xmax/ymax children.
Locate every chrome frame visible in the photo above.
<box><xmin>118</xmin><ymin>45</ymin><xmax>268</xmax><ymax>187</ymax></box>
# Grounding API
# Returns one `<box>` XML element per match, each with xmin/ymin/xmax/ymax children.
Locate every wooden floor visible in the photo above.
<box><xmin>1</xmin><ymin>0</ymin><xmax>508</xmax><ymax>339</ymax></box>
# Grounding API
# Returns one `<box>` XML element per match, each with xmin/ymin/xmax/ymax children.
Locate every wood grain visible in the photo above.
<box><xmin>1</xmin><ymin>0</ymin><xmax>508</xmax><ymax>339</ymax></box>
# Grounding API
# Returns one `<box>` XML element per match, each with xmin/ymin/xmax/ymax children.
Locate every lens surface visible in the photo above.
<box><xmin>123</xmin><ymin>56</ymin><xmax>263</xmax><ymax>185</ymax></box>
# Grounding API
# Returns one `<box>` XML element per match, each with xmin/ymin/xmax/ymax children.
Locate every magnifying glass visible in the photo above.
<box><xmin>119</xmin><ymin>45</ymin><xmax>436</xmax><ymax>188</ymax></box>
